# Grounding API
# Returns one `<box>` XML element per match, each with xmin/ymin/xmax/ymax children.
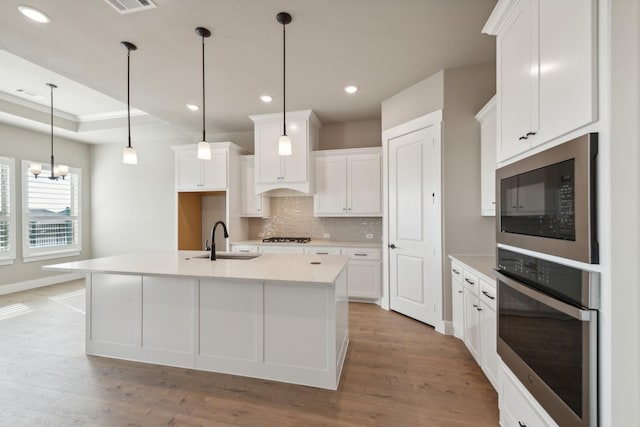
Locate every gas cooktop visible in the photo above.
<box><xmin>262</xmin><ymin>237</ymin><xmax>311</xmax><ymax>243</ymax></box>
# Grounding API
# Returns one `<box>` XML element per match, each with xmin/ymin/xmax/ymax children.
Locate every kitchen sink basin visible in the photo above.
<box><xmin>186</xmin><ymin>253</ymin><xmax>261</xmax><ymax>260</ymax></box>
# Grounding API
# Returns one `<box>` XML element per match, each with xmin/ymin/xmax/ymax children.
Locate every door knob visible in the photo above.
<box><xmin>388</xmin><ymin>244</ymin><xmax>397</xmax><ymax>249</ymax></box>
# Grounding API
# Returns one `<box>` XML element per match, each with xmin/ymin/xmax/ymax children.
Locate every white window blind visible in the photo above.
<box><xmin>0</xmin><ymin>157</ymin><xmax>16</xmax><ymax>264</ymax></box>
<box><xmin>22</xmin><ymin>161</ymin><xmax>81</xmax><ymax>260</ymax></box>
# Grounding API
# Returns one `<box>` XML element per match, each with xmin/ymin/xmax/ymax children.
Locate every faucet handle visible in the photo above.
<box><xmin>204</xmin><ymin>239</ymin><xmax>211</xmax><ymax>251</ymax></box>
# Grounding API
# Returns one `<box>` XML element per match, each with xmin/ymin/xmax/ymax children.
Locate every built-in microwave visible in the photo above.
<box><xmin>496</xmin><ymin>133</ymin><xmax>598</xmax><ymax>264</ymax></box>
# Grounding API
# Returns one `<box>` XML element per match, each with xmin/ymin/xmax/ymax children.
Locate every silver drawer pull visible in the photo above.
<box><xmin>354</xmin><ymin>253</ymin><xmax>368</xmax><ymax>257</ymax></box>
<box><xmin>239</xmin><ymin>250</ymin><xmax>250</xmax><ymax>253</ymax></box>
<box><xmin>317</xmin><ymin>252</ymin><xmax>329</xmax><ymax>255</ymax></box>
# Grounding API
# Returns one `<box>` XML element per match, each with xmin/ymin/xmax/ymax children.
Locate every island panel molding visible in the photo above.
<box><xmin>46</xmin><ymin>251</ymin><xmax>350</xmax><ymax>390</ymax></box>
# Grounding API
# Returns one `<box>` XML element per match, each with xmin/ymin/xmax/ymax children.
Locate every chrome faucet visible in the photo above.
<box><xmin>209</xmin><ymin>221</ymin><xmax>229</xmax><ymax>260</ymax></box>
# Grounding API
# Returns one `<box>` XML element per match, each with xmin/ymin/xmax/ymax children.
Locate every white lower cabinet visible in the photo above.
<box><xmin>452</xmin><ymin>258</ymin><xmax>499</xmax><ymax>392</ymax></box>
<box><xmin>231</xmin><ymin>243</ymin><xmax>381</xmax><ymax>301</ymax></box>
<box><xmin>451</xmin><ymin>263</ymin><xmax>464</xmax><ymax>339</ymax></box>
<box><xmin>501</xmin><ymin>363</ymin><xmax>558</xmax><ymax>427</ymax></box>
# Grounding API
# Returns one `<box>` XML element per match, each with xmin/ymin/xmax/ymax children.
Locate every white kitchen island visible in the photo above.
<box><xmin>45</xmin><ymin>251</ymin><xmax>350</xmax><ymax>390</ymax></box>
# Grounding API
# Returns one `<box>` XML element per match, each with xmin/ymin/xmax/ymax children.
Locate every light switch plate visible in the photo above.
<box><xmin>366</xmin><ymin>234</ymin><xmax>374</xmax><ymax>239</ymax></box>
<box><xmin>323</xmin><ymin>233</ymin><xmax>331</xmax><ymax>239</ymax></box>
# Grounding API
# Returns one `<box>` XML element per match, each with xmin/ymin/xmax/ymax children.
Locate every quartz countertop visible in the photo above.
<box><xmin>448</xmin><ymin>254</ymin><xmax>497</xmax><ymax>282</ymax></box>
<box><xmin>231</xmin><ymin>239</ymin><xmax>382</xmax><ymax>249</ymax></box>
<box><xmin>44</xmin><ymin>251</ymin><xmax>351</xmax><ymax>285</ymax></box>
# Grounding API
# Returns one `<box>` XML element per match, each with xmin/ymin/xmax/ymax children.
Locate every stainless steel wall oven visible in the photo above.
<box><xmin>496</xmin><ymin>133</ymin><xmax>598</xmax><ymax>264</ymax></box>
<box><xmin>496</xmin><ymin>248</ymin><xmax>599</xmax><ymax>427</ymax></box>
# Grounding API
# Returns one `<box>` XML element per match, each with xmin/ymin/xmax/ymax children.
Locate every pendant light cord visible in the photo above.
<box><xmin>282</xmin><ymin>20</ymin><xmax>287</xmax><ymax>137</ymax></box>
<box><xmin>127</xmin><ymin>47</ymin><xmax>132</xmax><ymax>149</ymax></box>
<box><xmin>201</xmin><ymin>34</ymin><xmax>206</xmax><ymax>142</ymax></box>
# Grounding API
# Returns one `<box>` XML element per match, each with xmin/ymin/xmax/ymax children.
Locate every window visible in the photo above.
<box><xmin>0</xmin><ymin>157</ymin><xmax>16</xmax><ymax>265</ymax></box>
<box><xmin>22</xmin><ymin>161</ymin><xmax>81</xmax><ymax>261</ymax></box>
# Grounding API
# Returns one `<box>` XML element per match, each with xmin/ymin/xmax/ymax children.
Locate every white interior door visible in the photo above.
<box><xmin>387</xmin><ymin>121</ymin><xmax>441</xmax><ymax>326</ymax></box>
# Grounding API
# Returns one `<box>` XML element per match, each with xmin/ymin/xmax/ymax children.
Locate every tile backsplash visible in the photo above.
<box><xmin>248</xmin><ymin>196</ymin><xmax>382</xmax><ymax>242</ymax></box>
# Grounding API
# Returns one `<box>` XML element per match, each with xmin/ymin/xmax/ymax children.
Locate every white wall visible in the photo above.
<box><xmin>610</xmin><ymin>0</ymin><xmax>640</xmax><ymax>422</ymax></box>
<box><xmin>90</xmin><ymin>138</ymin><xmax>178</xmax><ymax>257</ymax></box>
<box><xmin>0</xmin><ymin>122</ymin><xmax>92</xmax><ymax>289</ymax></box>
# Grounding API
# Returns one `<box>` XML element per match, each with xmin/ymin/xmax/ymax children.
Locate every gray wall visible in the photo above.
<box><xmin>441</xmin><ymin>63</ymin><xmax>497</xmax><ymax>319</ymax></box>
<box><xmin>0</xmin><ymin>123</ymin><xmax>92</xmax><ymax>288</ymax></box>
<box><xmin>381</xmin><ymin>63</ymin><xmax>496</xmax><ymax>322</ymax></box>
<box><xmin>318</xmin><ymin>120</ymin><xmax>381</xmax><ymax>150</ymax></box>
<box><xmin>381</xmin><ymin>70</ymin><xmax>444</xmax><ymax>130</ymax></box>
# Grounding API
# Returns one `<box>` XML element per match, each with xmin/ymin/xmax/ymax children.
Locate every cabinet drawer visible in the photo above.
<box><xmin>462</xmin><ymin>270</ymin><xmax>479</xmax><ymax>292</ymax></box>
<box><xmin>342</xmin><ymin>248</ymin><xmax>381</xmax><ymax>260</ymax></box>
<box><xmin>479</xmin><ymin>278</ymin><xmax>497</xmax><ymax>312</ymax></box>
<box><xmin>501</xmin><ymin>366</ymin><xmax>558</xmax><ymax>427</ymax></box>
<box><xmin>304</xmin><ymin>247</ymin><xmax>342</xmax><ymax>255</ymax></box>
<box><xmin>231</xmin><ymin>245</ymin><xmax>259</xmax><ymax>253</ymax></box>
<box><xmin>259</xmin><ymin>245</ymin><xmax>305</xmax><ymax>254</ymax></box>
<box><xmin>451</xmin><ymin>262</ymin><xmax>463</xmax><ymax>283</ymax></box>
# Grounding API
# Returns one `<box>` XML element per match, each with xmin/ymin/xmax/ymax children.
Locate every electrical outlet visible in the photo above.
<box><xmin>366</xmin><ymin>234</ymin><xmax>374</xmax><ymax>239</ymax></box>
<box><xmin>258</xmin><ymin>232</ymin><xmax>264</xmax><ymax>238</ymax></box>
<box><xmin>323</xmin><ymin>233</ymin><xmax>331</xmax><ymax>239</ymax></box>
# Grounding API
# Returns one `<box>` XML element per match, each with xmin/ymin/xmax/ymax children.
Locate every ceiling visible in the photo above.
<box><xmin>0</xmin><ymin>0</ymin><xmax>497</xmax><ymax>145</ymax></box>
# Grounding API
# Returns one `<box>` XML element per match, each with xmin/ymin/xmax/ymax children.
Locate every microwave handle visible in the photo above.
<box><xmin>496</xmin><ymin>271</ymin><xmax>594</xmax><ymax>321</ymax></box>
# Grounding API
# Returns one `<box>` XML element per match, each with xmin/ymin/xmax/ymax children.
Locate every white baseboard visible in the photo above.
<box><xmin>0</xmin><ymin>273</ymin><xmax>85</xmax><ymax>296</ymax></box>
<box><xmin>436</xmin><ymin>320</ymin><xmax>455</xmax><ymax>336</ymax></box>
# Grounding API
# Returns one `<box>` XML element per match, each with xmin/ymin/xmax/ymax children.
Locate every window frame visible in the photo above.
<box><xmin>21</xmin><ymin>160</ymin><xmax>82</xmax><ymax>262</ymax></box>
<box><xmin>0</xmin><ymin>157</ymin><xmax>16</xmax><ymax>266</ymax></box>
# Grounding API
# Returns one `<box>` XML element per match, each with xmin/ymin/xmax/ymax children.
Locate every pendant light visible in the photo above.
<box><xmin>30</xmin><ymin>83</ymin><xmax>68</xmax><ymax>180</ymax></box>
<box><xmin>121</xmin><ymin>41</ymin><xmax>138</xmax><ymax>165</ymax></box>
<box><xmin>277</xmin><ymin>12</ymin><xmax>292</xmax><ymax>156</ymax></box>
<box><xmin>195</xmin><ymin>27</ymin><xmax>212</xmax><ymax>160</ymax></box>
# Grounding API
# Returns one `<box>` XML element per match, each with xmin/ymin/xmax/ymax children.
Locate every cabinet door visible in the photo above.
<box><xmin>314</xmin><ymin>156</ymin><xmax>347</xmax><ymax>216</ymax></box>
<box><xmin>479</xmin><ymin>100</ymin><xmax>497</xmax><ymax>216</ymax></box>
<box><xmin>537</xmin><ymin>0</ymin><xmax>596</xmax><ymax>145</ymax></box>
<box><xmin>452</xmin><ymin>279</ymin><xmax>464</xmax><ymax>340</ymax></box>
<box><xmin>240</xmin><ymin>157</ymin><xmax>264</xmax><ymax>216</ymax></box>
<box><xmin>259</xmin><ymin>245</ymin><xmax>304</xmax><ymax>254</ymax></box>
<box><xmin>281</xmin><ymin>119</ymin><xmax>308</xmax><ymax>183</ymax></box>
<box><xmin>202</xmin><ymin>149</ymin><xmax>228</xmax><ymax>189</ymax></box>
<box><xmin>346</xmin><ymin>260</ymin><xmax>380</xmax><ymax>299</ymax></box>
<box><xmin>255</xmin><ymin>121</ymin><xmax>283</xmax><ymax>184</ymax></box>
<box><xmin>176</xmin><ymin>148</ymin><xmax>203</xmax><ymax>189</ymax></box>
<box><xmin>479</xmin><ymin>301</ymin><xmax>499</xmax><ymax>391</ymax></box>
<box><xmin>497</xmin><ymin>0</ymin><xmax>536</xmax><ymax>162</ymax></box>
<box><xmin>348</xmin><ymin>154</ymin><xmax>382</xmax><ymax>216</ymax></box>
<box><xmin>463</xmin><ymin>289</ymin><xmax>481</xmax><ymax>363</ymax></box>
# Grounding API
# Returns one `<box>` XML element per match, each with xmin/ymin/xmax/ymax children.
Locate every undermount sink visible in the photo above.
<box><xmin>186</xmin><ymin>253</ymin><xmax>261</xmax><ymax>260</ymax></box>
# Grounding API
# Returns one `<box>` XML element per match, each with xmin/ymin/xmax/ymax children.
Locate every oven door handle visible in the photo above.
<box><xmin>496</xmin><ymin>271</ymin><xmax>594</xmax><ymax>321</ymax></box>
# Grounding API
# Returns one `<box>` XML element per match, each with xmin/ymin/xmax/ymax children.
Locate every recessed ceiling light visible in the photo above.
<box><xmin>260</xmin><ymin>95</ymin><xmax>273</xmax><ymax>103</ymax></box>
<box><xmin>344</xmin><ymin>85</ymin><xmax>358</xmax><ymax>94</ymax></box>
<box><xmin>186</xmin><ymin>104</ymin><xmax>200</xmax><ymax>111</ymax></box>
<box><xmin>17</xmin><ymin>5</ymin><xmax>51</xmax><ymax>23</ymax></box>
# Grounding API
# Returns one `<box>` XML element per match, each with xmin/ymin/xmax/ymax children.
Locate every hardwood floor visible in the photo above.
<box><xmin>0</xmin><ymin>281</ymin><xmax>498</xmax><ymax>426</ymax></box>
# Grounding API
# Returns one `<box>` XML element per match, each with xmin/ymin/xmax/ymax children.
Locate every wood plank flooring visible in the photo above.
<box><xmin>0</xmin><ymin>280</ymin><xmax>498</xmax><ymax>426</ymax></box>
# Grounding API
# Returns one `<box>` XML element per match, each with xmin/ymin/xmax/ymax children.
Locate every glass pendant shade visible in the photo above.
<box><xmin>29</xmin><ymin>163</ymin><xmax>42</xmax><ymax>177</ymax></box>
<box><xmin>123</xmin><ymin>146</ymin><xmax>138</xmax><ymax>165</ymax></box>
<box><xmin>58</xmin><ymin>164</ymin><xmax>69</xmax><ymax>177</ymax></box>
<box><xmin>197</xmin><ymin>141</ymin><xmax>211</xmax><ymax>160</ymax></box>
<box><xmin>278</xmin><ymin>134</ymin><xmax>292</xmax><ymax>156</ymax></box>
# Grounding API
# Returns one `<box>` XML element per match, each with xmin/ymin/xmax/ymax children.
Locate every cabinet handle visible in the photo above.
<box><xmin>239</xmin><ymin>250</ymin><xmax>250</xmax><ymax>253</ymax></box>
<box><xmin>526</xmin><ymin>131</ymin><xmax>537</xmax><ymax>137</ymax></box>
<box><xmin>472</xmin><ymin>304</ymin><xmax>478</xmax><ymax>308</ymax></box>
<box><xmin>519</xmin><ymin>135</ymin><xmax>528</xmax><ymax>141</ymax></box>
<box><xmin>457</xmin><ymin>290</ymin><xmax>463</xmax><ymax>294</ymax></box>
<box><xmin>317</xmin><ymin>252</ymin><xmax>329</xmax><ymax>255</ymax></box>
<box><xmin>482</xmin><ymin>290</ymin><xmax>496</xmax><ymax>300</ymax></box>
<box><xmin>464</xmin><ymin>278</ymin><xmax>475</xmax><ymax>285</ymax></box>
<box><xmin>354</xmin><ymin>253</ymin><xmax>367</xmax><ymax>257</ymax></box>
<box><xmin>342</xmin><ymin>208</ymin><xmax>347</xmax><ymax>211</ymax></box>
<box><xmin>477</xmin><ymin>307</ymin><xmax>482</xmax><ymax>311</ymax></box>
<box><xmin>452</xmin><ymin>268</ymin><xmax>460</xmax><ymax>274</ymax></box>
<box><xmin>491</xmin><ymin>201</ymin><xmax>496</xmax><ymax>205</ymax></box>
<box><xmin>518</xmin><ymin>422</ymin><xmax>527</xmax><ymax>427</ymax></box>
<box><xmin>348</xmin><ymin>208</ymin><xmax>352</xmax><ymax>210</ymax></box>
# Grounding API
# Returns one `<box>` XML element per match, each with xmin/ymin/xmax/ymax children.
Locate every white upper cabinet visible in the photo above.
<box><xmin>250</xmin><ymin>110</ymin><xmax>320</xmax><ymax>194</ymax></box>
<box><xmin>173</xmin><ymin>144</ymin><xmax>229</xmax><ymax>191</ymax></box>
<box><xmin>239</xmin><ymin>155</ymin><xmax>270</xmax><ymax>217</ymax></box>
<box><xmin>313</xmin><ymin>148</ymin><xmax>382</xmax><ymax>217</ymax></box>
<box><xmin>486</xmin><ymin>0</ymin><xmax>597</xmax><ymax>162</ymax></box>
<box><xmin>475</xmin><ymin>96</ymin><xmax>497</xmax><ymax>216</ymax></box>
